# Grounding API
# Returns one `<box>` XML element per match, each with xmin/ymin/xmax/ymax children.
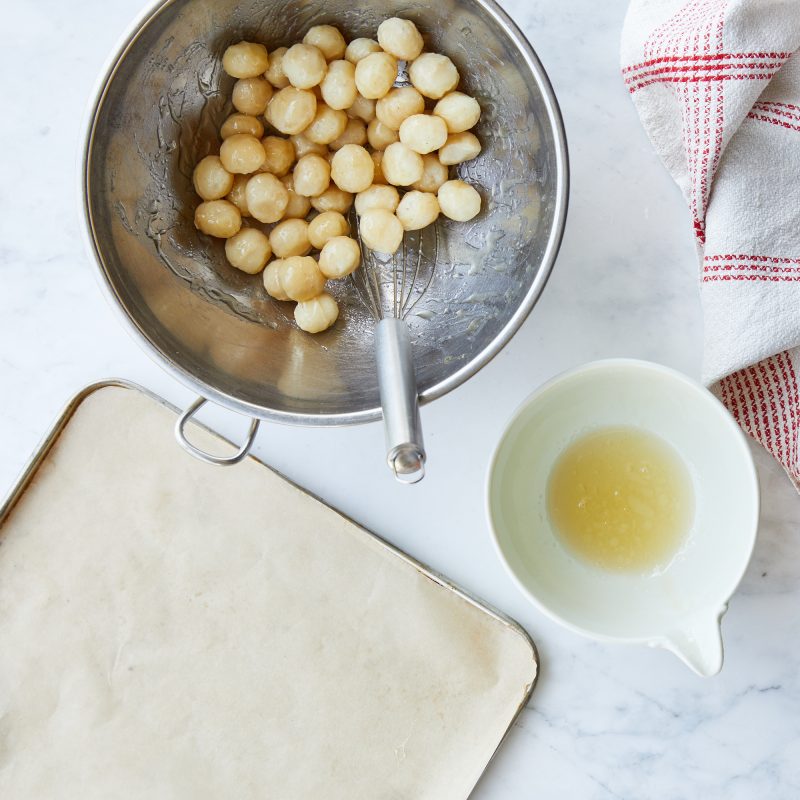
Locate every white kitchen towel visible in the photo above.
<box><xmin>622</xmin><ymin>0</ymin><xmax>800</xmax><ymax>488</ymax></box>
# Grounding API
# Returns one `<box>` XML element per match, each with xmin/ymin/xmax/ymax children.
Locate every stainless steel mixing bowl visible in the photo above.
<box><xmin>82</xmin><ymin>0</ymin><xmax>568</xmax><ymax>438</ymax></box>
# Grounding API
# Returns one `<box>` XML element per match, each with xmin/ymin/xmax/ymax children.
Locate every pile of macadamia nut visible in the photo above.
<box><xmin>192</xmin><ymin>18</ymin><xmax>483</xmax><ymax>334</ymax></box>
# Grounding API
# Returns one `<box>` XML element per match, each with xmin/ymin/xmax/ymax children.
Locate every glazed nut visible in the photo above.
<box><xmin>303</xmin><ymin>25</ymin><xmax>347</xmax><ymax>61</ymax></box>
<box><xmin>266</xmin><ymin>87</ymin><xmax>317</xmax><ymax>135</ymax></box>
<box><xmin>194</xmin><ymin>200</ymin><xmax>242</xmax><ymax>238</ymax></box>
<box><xmin>320</xmin><ymin>60</ymin><xmax>358</xmax><ymax>110</ymax></box>
<box><xmin>308</xmin><ymin>210</ymin><xmax>350</xmax><ymax>249</ymax></box>
<box><xmin>219</xmin><ymin>134</ymin><xmax>266</xmax><ymax>174</ymax></box>
<box><xmin>409</xmin><ymin>52</ymin><xmax>460</xmax><ymax>99</ymax></box>
<box><xmin>433</xmin><ymin>91</ymin><xmax>481</xmax><ymax>133</ymax></box>
<box><xmin>354</xmin><ymin>52</ymin><xmax>398</xmax><ymax>99</ymax></box>
<box><xmin>293</xmin><ymin>154</ymin><xmax>331</xmax><ymax>197</ymax></box>
<box><xmin>281</xmin><ymin>255</ymin><xmax>326</xmax><ymax>301</ymax></box>
<box><xmin>329</xmin><ymin>118</ymin><xmax>367</xmax><ymax>150</ymax></box>
<box><xmin>438</xmin><ymin>131</ymin><xmax>482</xmax><ymax>165</ymax></box>
<box><xmin>367</xmin><ymin>118</ymin><xmax>399</xmax><ymax>150</ymax></box>
<box><xmin>289</xmin><ymin>133</ymin><xmax>328</xmax><ymax>158</ymax></box>
<box><xmin>269</xmin><ymin>218</ymin><xmax>312</xmax><ymax>258</ymax></box>
<box><xmin>358</xmin><ymin>208</ymin><xmax>404</xmax><ymax>254</ymax></box>
<box><xmin>381</xmin><ymin>141</ymin><xmax>424</xmax><ymax>186</ymax></box>
<box><xmin>260</xmin><ymin>136</ymin><xmax>296</xmax><ymax>177</ymax></box>
<box><xmin>221</xmin><ymin>113</ymin><xmax>265</xmax><ymax>140</ymax></box>
<box><xmin>226</xmin><ymin>174</ymin><xmax>251</xmax><ymax>215</ymax></box>
<box><xmin>222</xmin><ymin>42</ymin><xmax>269</xmax><ymax>79</ymax></box>
<box><xmin>347</xmin><ymin>94</ymin><xmax>376</xmax><ymax>123</ymax></box>
<box><xmin>310</xmin><ymin>185</ymin><xmax>353</xmax><ymax>213</ymax></box>
<box><xmin>280</xmin><ymin>174</ymin><xmax>312</xmax><ymax>219</ymax></box>
<box><xmin>411</xmin><ymin>153</ymin><xmax>448</xmax><ymax>193</ymax></box>
<box><xmin>318</xmin><ymin>235</ymin><xmax>361</xmax><ymax>279</ymax></box>
<box><xmin>305</xmin><ymin>104</ymin><xmax>348</xmax><ymax>145</ymax></box>
<box><xmin>330</xmin><ymin>144</ymin><xmax>374</xmax><ymax>193</ymax></box>
<box><xmin>232</xmin><ymin>77</ymin><xmax>273</xmax><ymax>115</ymax></box>
<box><xmin>225</xmin><ymin>228</ymin><xmax>272</xmax><ymax>273</ymax></box>
<box><xmin>437</xmin><ymin>179</ymin><xmax>481</xmax><ymax>221</ymax></box>
<box><xmin>399</xmin><ymin>113</ymin><xmax>448</xmax><ymax>154</ymax></box>
<box><xmin>245</xmin><ymin>172</ymin><xmax>289</xmax><ymax>223</ymax></box>
<box><xmin>345</xmin><ymin>38</ymin><xmax>382</xmax><ymax>64</ymax></box>
<box><xmin>294</xmin><ymin>292</ymin><xmax>339</xmax><ymax>333</ymax></box>
<box><xmin>264</xmin><ymin>46</ymin><xmax>290</xmax><ymax>88</ymax></box>
<box><xmin>375</xmin><ymin>87</ymin><xmax>425</xmax><ymax>130</ymax></box>
<box><xmin>376</xmin><ymin>18</ymin><xmax>424</xmax><ymax>61</ymax></box>
<box><xmin>263</xmin><ymin>258</ymin><xmax>290</xmax><ymax>300</ymax></box>
<box><xmin>396</xmin><ymin>190</ymin><xmax>440</xmax><ymax>230</ymax></box>
<box><xmin>354</xmin><ymin>184</ymin><xmax>400</xmax><ymax>215</ymax></box>
<box><xmin>282</xmin><ymin>43</ymin><xmax>328</xmax><ymax>89</ymax></box>
<box><xmin>193</xmin><ymin>155</ymin><xmax>234</xmax><ymax>200</ymax></box>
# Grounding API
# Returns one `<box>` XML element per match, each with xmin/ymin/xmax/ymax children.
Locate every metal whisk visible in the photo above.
<box><xmin>351</xmin><ymin>217</ymin><xmax>439</xmax><ymax>484</ymax></box>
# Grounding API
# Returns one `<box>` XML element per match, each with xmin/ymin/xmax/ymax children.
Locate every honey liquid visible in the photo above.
<box><xmin>547</xmin><ymin>426</ymin><xmax>694</xmax><ymax>573</ymax></box>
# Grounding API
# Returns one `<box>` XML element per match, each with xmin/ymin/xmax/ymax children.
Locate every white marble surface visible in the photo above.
<box><xmin>2</xmin><ymin>0</ymin><xmax>800</xmax><ymax>797</ymax></box>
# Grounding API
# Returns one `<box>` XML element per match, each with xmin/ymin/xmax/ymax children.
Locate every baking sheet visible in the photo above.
<box><xmin>0</xmin><ymin>382</ymin><xmax>537</xmax><ymax>799</ymax></box>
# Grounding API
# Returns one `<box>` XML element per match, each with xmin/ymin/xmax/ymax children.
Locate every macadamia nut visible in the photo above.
<box><xmin>226</xmin><ymin>174</ymin><xmax>251</xmax><ymax>215</ymax></box>
<box><xmin>320</xmin><ymin>60</ymin><xmax>358</xmax><ymax>110</ymax></box>
<box><xmin>381</xmin><ymin>141</ymin><xmax>423</xmax><ymax>186</ymax></box>
<box><xmin>347</xmin><ymin>94</ymin><xmax>376</xmax><ymax>122</ymax></box>
<box><xmin>280</xmin><ymin>174</ymin><xmax>313</xmax><ymax>219</ymax></box>
<box><xmin>293</xmin><ymin>154</ymin><xmax>331</xmax><ymax>197</ymax></box>
<box><xmin>308</xmin><ymin>210</ymin><xmax>350</xmax><ymax>249</ymax></box>
<box><xmin>290</xmin><ymin>133</ymin><xmax>327</xmax><ymax>158</ymax></box>
<box><xmin>260</xmin><ymin>136</ymin><xmax>296</xmax><ymax>176</ymax></box>
<box><xmin>310</xmin><ymin>185</ymin><xmax>353</xmax><ymax>213</ymax></box>
<box><xmin>345</xmin><ymin>38</ymin><xmax>382</xmax><ymax>64</ymax></box>
<box><xmin>266</xmin><ymin>87</ymin><xmax>317</xmax><ymax>135</ymax></box>
<box><xmin>319</xmin><ymin>235</ymin><xmax>361</xmax><ymax>278</ymax></box>
<box><xmin>225</xmin><ymin>228</ymin><xmax>272</xmax><ymax>273</ymax></box>
<box><xmin>439</xmin><ymin>131</ymin><xmax>482</xmax><ymax>165</ymax></box>
<box><xmin>433</xmin><ymin>91</ymin><xmax>481</xmax><ymax>133</ymax></box>
<box><xmin>396</xmin><ymin>190</ymin><xmax>440</xmax><ymax>230</ymax></box>
<box><xmin>305</xmin><ymin>104</ymin><xmax>348</xmax><ymax>145</ymax></box>
<box><xmin>329</xmin><ymin>117</ymin><xmax>367</xmax><ymax>150</ymax></box>
<box><xmin>195</xmin><ymin>200</ymin><xmax>242</xmax><ymax>238</ymax></box>
<box><xmin>437</xmin><ymin>179</ymin><xmax>481</xmax><ymax>221</ymax></box>
<box><xmin>330</xmin><ymin>144</ymin><xmax>374</xmax><ymax>193</ymax></box>
<box><xmin>222</xmin><ymin>42</ymin><xmax>269</xmax><ymax>79</ymax></box>
<box><xmin>269</xmin><ymin>218</ymin><xmax>312</xmax><ymax>257</ymax></box>
<box><xmin>375</xmin><ymin>87</ymin><xmax>424</xmax><ymax>130</ymax></box>
<box><xmin>264</xmin><ymin>46</ymin><xmax>289</xmax><ymax>88</ymax></box>
<box><xmin>355</xmin><ymin>52</ymin><xmax>398</xmax><ymax>99</ymax></box>
<box><xmin>354</xmin><ymin>184</ymin><xmax>400</xmax><ymax>215</ymax></box>
<box><xmin>377</xmin><ymin>18</ymin><xmax>424</xmax><ymax>61</ymax></box>
<box><xmin>303</xmin><ymin>25</ymin><xmax>347</xmax><ymax>61</ymax></box>
<box><xmin>220</xmin><ymin>134</ymin><xmax>266</xmax><ymax>174</ymax></box>
<box><xmin>193</xmin><ymin>155</ymin><xmax>234</xmax><ymax>200</ymax></box>
<box><xmin>283</xmin><ymin>43</ymin><xmax>328</xmax><ymax>89</ymax></box>
<box><xmin>232</xmin><ymin>77</ymin><xmax>273</xmax><ymax>115</ymax></box>
<box><xmin>282</xmin><ymin>255</ymin><xmax>326</xmax><ymax>301</ymax></box>
<box><xmin>371</xmin><ymin>150</ymin><xmax>386</xmax><ymax>184</ymax></box>
<box><xmin>358</xmin><ymin>208</ymin><xmax>404</xmax><ymax>254</ymax></box>
<box><xmin>221</xmin><ymin>113</ymin><xmax>265</xmax><ymax>140</ymax></box>
<box><xmin>399</xmin><ymin>113</ymin><xmax>448</xmax><ymax>154</ymax></box>
<box><xmin>246</xmin><ymin>173</ymin><xmax>289</xmax><ymax>223</ymax></box>
<box><xmin>409</xmin><ymin>52</ymin><xmax>459</xmax><ymax>99</ymax></box>
<box><xmin>412</xmin><ymin>154</ymin><xmax>448</xmax><ymax>192</ymax></box>
<box><xmin>367</xmin><ymin>118</ymin><xmax>399</xmax><ymax>150</ymax></box>
<box><xmin>263</xmin><ymin>259</ymin><xmax>290</xmax><ymax>300</ymax></box>
<box><xmin>295</xmin><ymin>292</ymin><xmax>339</xmax><ymax>333</ymax></box>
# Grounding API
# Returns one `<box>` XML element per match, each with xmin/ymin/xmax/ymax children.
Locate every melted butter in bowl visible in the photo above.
<box><xmin>547</xmin><ymin>426</ymin><xmax>695</xmax><ymax>573</ymax></box>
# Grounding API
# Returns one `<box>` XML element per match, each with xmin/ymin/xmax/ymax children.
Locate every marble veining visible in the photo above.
<box><xmin>1</xmin><ymin>1</ymin><xmax>799</xmax><ymax>797</ymax></box>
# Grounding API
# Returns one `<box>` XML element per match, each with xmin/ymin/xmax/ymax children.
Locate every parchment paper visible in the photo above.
<box><xmin>0</xmin><ymin>385</ymin><xmax>536</xmax><ymax>799</ymax></box>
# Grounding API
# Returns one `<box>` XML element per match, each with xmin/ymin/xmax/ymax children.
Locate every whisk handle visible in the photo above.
<box><xmin>375</xmin><ymin>318</ymin><xmax>426</xmax><ymax>484</ymax></box>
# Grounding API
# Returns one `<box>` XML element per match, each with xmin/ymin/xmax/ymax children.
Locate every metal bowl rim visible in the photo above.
<box><xmin>80</xmin><ymin>0</ymin><xmax>570</xmax><ymax>426</ymax></box>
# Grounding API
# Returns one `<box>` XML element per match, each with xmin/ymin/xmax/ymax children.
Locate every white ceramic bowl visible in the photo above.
<box><xmin>486</xmin><ymin>359</ymin><xmax>760</xmax><ymax>676</ymax></box>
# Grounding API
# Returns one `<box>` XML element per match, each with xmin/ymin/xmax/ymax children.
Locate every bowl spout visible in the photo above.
<box><xmin>664</xmin><ymin>607</ymin><xmax>727</xmax><ymax>677</ymax></box>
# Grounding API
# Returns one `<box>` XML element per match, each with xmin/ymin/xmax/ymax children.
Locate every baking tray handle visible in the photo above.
<box><xmin>175</xmin><ymin>397</ymin><xmax>260</xmax><ymax>466</ymax></box>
